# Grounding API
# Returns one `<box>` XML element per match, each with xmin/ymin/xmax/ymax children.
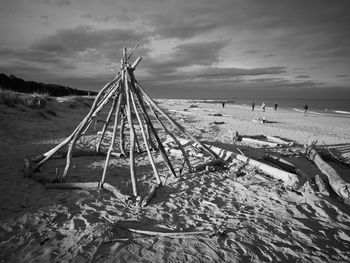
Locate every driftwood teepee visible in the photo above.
<box><xmin>24</xmin><ymin>46</ymin><xmax>219</xmax><ymax>202</ymax></box>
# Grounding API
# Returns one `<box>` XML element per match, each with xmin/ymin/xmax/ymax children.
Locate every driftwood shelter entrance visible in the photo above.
<box><xmin>24</xmin><ymin>46</ymin><xmax>219</xmax><ymax>204</ymax></box>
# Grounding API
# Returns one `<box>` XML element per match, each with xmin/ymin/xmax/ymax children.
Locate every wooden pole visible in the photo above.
<box><xmin>60</xmin><ymin>84</ymin><xmax>120</xmax><ymax>181</ymax></box>
<box><xmin>306</xmin><ymin>146</ymin><xmax>350</xmax><ymax>200</ymax></box>
<box><xmin>119</xmin><ymin>111</ymin><xmax>127</xmax><ymax>156</ymax></box>
<box><xmin>96</xmin><ymin>93</ymin><xmax>119</xmax><ymax>153</ymax></box>
<box><xmin>32</xmin><ymin>77</ymin><xmax>120</xmax><ymax>172</ymax></box>
<box><xmin>144</xmin><ymin>97</ymin><xmax>192</xmax><ymax>172</ymax></box>
<box><xmin>128</xmin><ymin>78</ymin><xmax>161</xmax><ymax>185</ymax></box>
<box><xmin>127</xmin><ymin>71</ymin><xmax>177</xmax><ymax>178</ymax></box>
<box><xmin>144</xmin><ymin>113</ymin><xmax>157</xmax><ymax>150</ymax></box>
<box><xmin>99</xmin><ymin>89</ymin><xmax>124</xmax><ymax>186</ymax></box>
<box><xmin>133</xmin><ymin>81</ymin><xmax>219</xmax><ymax>159</ymax></box>
<box><xmin>124</xmin><ymin>72</ymin><xmax>139</xmax><ymax>197</ymax></box>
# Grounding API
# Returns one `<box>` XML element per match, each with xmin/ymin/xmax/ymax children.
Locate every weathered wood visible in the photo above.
<box><xmin>263</xmin><ymin>155</ymin><xmax>296</xmax><ymax>173</ymax></box>
<box><xmin>126</xmin><ymin>228</ymin><xmax>211</xmax><ymax>237</ymax></box>
<box><xmin>46</xmin><ymin>182</ymin><xmax>129</xmax><ymax>202</ymax></box>
<box><xmin>147</xmin><ymin>100</ymin><xmax>193</xmax><ymax>173</ymax></box>
<box><xmin>141</xmin><ymin>183</ymin><xmax>161</xmax><ymax>207</ymax></box>
<box><xmin>177</xmin><ymin>139</ymin><xmax>299</xmax><ymax>186</ymax></box>
<box><xmin>128</xmin><ymin>71</ymin><xmax>177</xmax><ymax>179</ymax></box>
<box><xmin>241</xmin><ymin>137</ymin><xmax>279</xmax><ymax>147</ymax></box>
<box><xmin>96</xmin><ymin>94</ymin><xmax>119</xmax><ymax>153</ymax></box>
<box><xmin>102</xmin><ymin>183</ymin><xmax>129</xmax><ymax>201</ymax></box>
<box><xmin>131</xmin><ymin>57</ymin><xmax>142</xmax><ymax>70</ymax></box>
<box><xmin>61</xmin><ymin>84</ymin><xmax>120</xmax><ymax>181</ymax></box>
<box><xmin>32</xmin><ymin>77</ymin><xmax>120</xmax><ymax>172</ymax></box>
<box><xmin>128</xmin><ymin>79</ymin><xmax>161</xmax><ymax>185</ymax></box>
<box><xmin>265</xmin><ymin>135</ymin><xmax>293</xmax><ymax>145</ymax></box>
<box><xmin>314</xmin><ymin>174</ymin><xmax>330</xmax><ymax>196</ymax></box>
<box><xmin>306</xmin><ymin>146</ymin><xmax>350</xmax><ymax>200</ymax></box>
<box><xmin>125</xmin><ymin>73</ymin><xmax>138</xmax><ymax>197</ymax></box>
<box><xmin>45</xmin><ymin>182</ymin><xmax>99</xmax><ymax>189</ymax></box>
<box><xmin>100</xmin><ymin>90</ymin><xmax>123</xmax><ymax>186</ymax></box>
<box><xmin>134</xmin><ymin>81</ymin><xmax>219</xmax><ymax>159</ymax></box>
<box><xmin>119</xmin><ymin>111</ymin><xmax>127</xmax><ymax>156</ymax></box>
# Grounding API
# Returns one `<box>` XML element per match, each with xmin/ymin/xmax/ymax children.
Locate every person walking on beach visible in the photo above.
<box><xmin>251</xmin><ymin>102</ymin><xmax>255</xmax><ymax>111</ymax></box>
<box><xmin>303</xmin><ymin>104</ymin><xmax>308</xmax><ymax>116</ymax></box>
<box><xmin>222</xmin><ymin>101</ymin><xmax>225</xmax><ymax>108</ymax></box>
<box><xmin>262</xmin><ymin>102</ymin><xmax>266</xmax><ymax>112</ymax></box>
<box><xmin>274</xmin><ymin>103</ymin><xmax>278</xmax><ymax>111</ymax></box>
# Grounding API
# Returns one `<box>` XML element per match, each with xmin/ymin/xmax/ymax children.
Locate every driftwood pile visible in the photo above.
<box><xmin>23</xmin><ymin>46</ymin><xmax>220</xmax><ymax>204</ymax></box>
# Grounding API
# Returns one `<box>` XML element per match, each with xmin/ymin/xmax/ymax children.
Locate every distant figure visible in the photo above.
<box><xmin>262</xmin><ymin>102</ymin><xmax>266</xmax><ymax>112</ymax></box>
<box><xmin>251</xmin><ymin>102</ymin><xmax>255</xmax><ymax>111</ymax></box>
<box><xmin>303</xmin><ymin>104</ymin><xmax>308</xmax><ymax>116</ymax></box>
<box><xmin>222</xmin><ymin>102</ymin><xmax>225</xmax><ymax>108</ymax></box>
<box><xmin>274</xmin><ymin>103</ymin><xmax>278</xmax><ymax>111</ymax></box>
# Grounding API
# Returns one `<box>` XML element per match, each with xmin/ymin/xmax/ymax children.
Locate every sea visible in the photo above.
<box><xmin>159</xmin><ymin>98</ymin><xmax>350</xmax><ymax>118</ymax></box>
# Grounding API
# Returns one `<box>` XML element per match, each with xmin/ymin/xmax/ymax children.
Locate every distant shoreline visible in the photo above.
<box><xmin>155</xmin><ymin>98</ymin><xmax>350</xmax><ymax>118</ymax></box>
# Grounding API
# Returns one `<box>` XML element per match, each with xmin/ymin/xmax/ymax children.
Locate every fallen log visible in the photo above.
<box><xmin>265</xmin><ymin>135</ymin><xmax>294</xmax><ymax>146</ymax></box>
<box><xmin>179</xmin><ymin>140</ymin><xmax>299</xmax><ymax>187</ymax></box>
<box><xmin>126</xmin><ymin>228</ymin><xmax>212</xmax><ymax>237</ymax></box>
<box><xmin>45</xmin><ymin>182</ymin><xmax>129</xmax><ymax>201</ymax></box>
<box><xmin>263</xmin><ymin>155</ymin><xmax>296</xmax><ymax>173</ymax></box>
<box><xmin>241</xmin><ymin>137</ymin><xmax>279</xmax><ymax>147</ymax></box>
<box><xmin>306</xmin><ymin>146</ymin><xmax>350</xmax><ymax>200</ymax></box>
<box><xmin>314</xmin><ymin>174</ymin><xmax>330</xmax><ymax>196</ymax></box>
<box><xmin>45</xmin><ymin>182</ymin><xmax>99</xmax><ymax>189</ymax></box>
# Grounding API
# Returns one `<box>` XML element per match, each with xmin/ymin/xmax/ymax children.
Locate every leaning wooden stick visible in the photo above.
<box><xmin>31</xmin><ymin>77</ymin><xmax>120</xmax><ymax>173</ymax></box>
<box><xmin>128</xmin><ymin>72</ymin><xmax>177</xmax><ymax>178</ymax></box>
<box><xmin>134</xmin><ymin>81</ymin><xmax>220</xmax><ymax>159</ymax></box>
<box><xmin>96</xmin><ymin>94</ymin><xmax>119</xmax><ymax>153</ymax></box>
<box><xmin>100</xmin><ymin>90</ymin><xmax>123</xmax><ymax>186</ymax></box>
<box><xmin>306</xmin><ymin>146</ymin><xmax>350</xmax><ymax>200</ymax></box>
<box><xmin>146</xmin><ymin>99</ymin><xmax>192</xmax><ymax>172</ymax></box>
<box><xmin>128</xmin><ymin>80</ymin><xmax>161</xmax><ymax>185</ymax></box>
<box><xmin>124</xmin><ymin>72</ymin><xmax>138</xmax><ymax>197</ymax></box>
<box><xmin>119</xmin><ymin>111</ymin><xmax>127</xmax><ymax>156</ymax></box>
<box><xmin>61</xmin><ymin>84</ymin><xmax>120</xmax><ymax>181</ymax></box>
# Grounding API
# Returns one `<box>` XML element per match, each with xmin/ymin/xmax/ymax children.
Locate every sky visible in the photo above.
<box><xmin>0</xmin><ymin>0</ymin><xmax>350</xmax><ymax>99</ymax></box>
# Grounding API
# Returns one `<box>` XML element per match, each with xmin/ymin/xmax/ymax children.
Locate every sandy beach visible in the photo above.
<box><xmin>1</xmin><ymin>97</ymin><xmax>350</xmax><ymax>262</ymax></box>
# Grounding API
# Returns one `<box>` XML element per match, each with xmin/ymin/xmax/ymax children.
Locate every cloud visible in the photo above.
<box><xmin>192</xmin><ymin>66</ymin><xmax>287</xmax><ymax>80</ymax></box>
<box><xmin>0</xmin><ymin>25</ymin><xmax>150</xmax><ymax>85</ymax></box>
<box><xmin>337</xmin><ymin>74</ymin><xmax>348</xmax><ymax>78</ymax></box>
<box><xmin>146</xmin><ymin>12</ymin><xmax>220</xmax><ymax>39</ymax></box>
<box><xmin>31</xmin><ymin>26</ymin><xmax>148</xmax><ymax>56</ymax></box>
<box><xmin>144</xmin><ymin>40</ymin><xmax>229</xmax><ymax>74</ymax></box>
<box><xmin>295</xmin><ymin>75</ymin><xmax>310</xmax><ymax>79</ymax></box>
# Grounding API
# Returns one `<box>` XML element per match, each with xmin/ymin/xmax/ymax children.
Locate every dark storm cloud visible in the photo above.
<box><xmin>144</xmin><ymin>40</ymin><xmax>229</xmax><ymax>74</ymax></box>
<box><xmin>0</xmin><ymin>26</ymin><xmax>150</xmax><ymax>85</ymax></box>
<box><xmin>31</xmin><ymin>26</ymin><xmax>148</xmax><ymax>57</ymax></box>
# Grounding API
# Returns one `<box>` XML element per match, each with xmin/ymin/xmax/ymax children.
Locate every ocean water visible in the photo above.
<box><xmin>233</xmin><ymin>98</ymin><xmax>350</xmax><ymax>116</ymax></box>
<box><xmin>161</xmin><ymin>98</ymin><xmax>350</xmax><ymax>117</ymax></box>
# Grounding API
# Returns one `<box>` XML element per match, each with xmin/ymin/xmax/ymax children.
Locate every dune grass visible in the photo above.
<box><xmin>0</xmin><ymin>89</ymin><xmax>47</xmax><ymax>108</ymax></box>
